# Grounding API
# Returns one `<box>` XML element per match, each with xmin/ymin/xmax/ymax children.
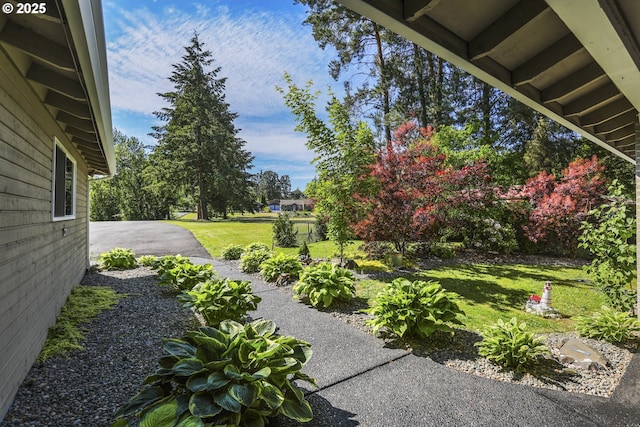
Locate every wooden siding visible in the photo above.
<box><xmin>0</xmin><ymin>49</ymin><xmax>90</xmax><ymax>418</ymax></box>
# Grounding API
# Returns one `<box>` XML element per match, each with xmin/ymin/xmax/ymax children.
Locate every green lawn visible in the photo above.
<box><xmin>167</xmin><ymin>213</ymin><xmax>356</xmax><ymax>259</ymax></box>
<box><xmin>170</xmin><ymin>213</ymin><xmax>602</xmax><ymax>334</ymax></box>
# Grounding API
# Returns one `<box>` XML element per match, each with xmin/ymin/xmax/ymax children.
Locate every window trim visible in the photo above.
<box><xmin>52</xmin><ymin>137</ymin><xmax>77</xmax><ymax>221</ymax></box>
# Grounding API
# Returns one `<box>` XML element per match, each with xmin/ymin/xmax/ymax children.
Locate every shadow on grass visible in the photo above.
<box><xmin>439</xmin><ymin>264</ymin><xmax>586</xmax><ymax>289</ymax></box>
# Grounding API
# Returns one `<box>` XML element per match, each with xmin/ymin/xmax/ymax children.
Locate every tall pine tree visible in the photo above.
<box><xmin>152</xmin><ymin>34</ymin><xmax>253</xmax><ymax>219</ymax></box>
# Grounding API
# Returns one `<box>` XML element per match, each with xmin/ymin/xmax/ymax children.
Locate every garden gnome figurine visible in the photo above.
<box><xmin>540</xmin><ymin>281</ymin><xmax>552</xmax><ymax>309</ymax></box>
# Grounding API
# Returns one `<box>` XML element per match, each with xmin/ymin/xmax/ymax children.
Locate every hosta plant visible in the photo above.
<box><xmin>365</xmin><ymin>279</ymin><xmax>464</xmax><ymax>339</ymax></box>
<box><xmin>293</xmin><ymin>263</ymin><xmax>355</xmax><ymax>308</ymax></box>
<box><xmin>99</xmin><ymin>248</ymin><xmax>137</xmax><ymax>270</ymax></box>
<box><xmin>138</xmin><ymin>255</ymin><xmax>158</xmax><ymax>267</ymax></box>
<box><xmin>240</xmin><ymin>249</ymin><xmax>273</xmax><ymax>274</ymax></box>
<box><xmin>476</xmin><ymin>317</ymin><xmax>549</xmax><ymax>372</ymax></box>
<box><xmin>260</xmin><ymin>254</ymin><xmax>303</xmax><ymax>283</ymax></box>
<box><xmin>151</xmin><ymin>255</ymin><xmax>193</xmax><ymax>274</ymax></box>
<box><xmin>178</xmin><ymin>279</ymin><xmax>261</xmax><ymax>327</ymax></box>
<box><xmin>158</xmin><ymin>263</ymin><xmax>217</xmax><ymax>293</ymax></box>
<box><xmin>112</xmin><ymin>319</ymin><xmax>316</xmax><ymax>426</ymax></box>
<box><xmin>221</xmin><ymin>244</ymin><xmax>244</xmax><ymax>260</ymax></box>
<box><xmin>244</xmin><ymin>242</ymin><xmax>270</xmax><ymax>253</ymax></box>
<box><xmin>575</xmin><ymin>306</ymin><xmax>640</xmax><ymax>343</ymax></box>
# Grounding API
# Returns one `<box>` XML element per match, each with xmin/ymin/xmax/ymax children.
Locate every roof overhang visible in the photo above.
<box><xmin>335</xmin><ymin>0</ymin><xmax>640</xmax><ymax>163</ymax></box>
<box><xmin>0</xmin><ymin>0</ymin><xmax>115</xmax><ymax>175</ymax></box>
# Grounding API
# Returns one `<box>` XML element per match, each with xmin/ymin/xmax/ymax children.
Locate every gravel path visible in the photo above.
<box><xmin>1</xmin><ymin>267</ymin><xmax>199</xmax><ymax>427</ymax></box>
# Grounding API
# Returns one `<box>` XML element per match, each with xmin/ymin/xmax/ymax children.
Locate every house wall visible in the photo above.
<box><xmin>0</xmin><ymin>50</ymin><xmax>90</xmax><ymax>418</ymax></box>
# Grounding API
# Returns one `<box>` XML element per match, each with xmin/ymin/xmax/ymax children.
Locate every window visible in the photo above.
<box><xmin>52</xmin><ymin>139</ymin><xmax>76</xmax><ymax>220</ymax></box>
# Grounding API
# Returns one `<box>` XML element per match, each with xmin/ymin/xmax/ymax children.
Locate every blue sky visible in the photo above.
<box><xmin>103</xmin><ymin>0</ymin><xmax>341</xmax><ymax>191</ymax></box>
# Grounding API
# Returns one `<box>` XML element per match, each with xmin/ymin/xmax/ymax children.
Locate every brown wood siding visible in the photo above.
<box><xmin>0</xmin><ymin>50</ymin><xmax>90</xmax><ymax>418</ymax></box>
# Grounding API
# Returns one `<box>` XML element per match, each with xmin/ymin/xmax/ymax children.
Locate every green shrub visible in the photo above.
<box><xmin>151</xmin><ymin>255</ymin><xmax>193</xmax><ymax>274</ymax></box>
<box><xmin>137</xmin><ymin>255</ymin><xmax>158</xmax><ymax>267</ymax></box>
<box><xmin>244</xmin><ymin>242</ymin><xmax>270</xmax><ymax>253</ymax></box>
<box><xmin>221</xmin><ymin>244</ymin><xmax>244</xmax><ymax>260</ymax></box>
<box><xmin>298</xmin><ymin>241</ymin><xmax>311</xmax><ymax>257</ymax></box>
<box><xmin>113</xmin><ymin>319</ymin><xmax>316</xmax><ymax>426</ymax></box>
<box><xmin>178</xmin><ymin>278</ymin><xmax>261</xmax><ymax>326</ymax></box>
<box><xmin>475</xmin><ymin>317</ymin><xmax>549</xmax><ymax>372</ymax></box>
<box><xmin>240</xmin><ymin>249</ymin><xmax>273</xmax><ymax>274</ymax></box>
<box><xmin>99</xmin><ymin>248</ymin><xmax>137</xmax><ymax>270</ymax></box>
<box><xmin>365</xmin><ymin>279</ymin><xmax>464</xmax><ymax>339</ymax></box>
<box><xmin>273</xmin><ymin>213</ymin><xmax>298</xmax><ymax>247</ymax></box>
<box><xmin>260</xmin><ymin>254</ymin><xmax>303</xmax><ymax>283</ymax></box>
<box><xmin>465</xmin><ymin>218</ymin><xmax>518</xmax><ymax>254</ymax></box>
<box><xmin>430</xmin><ymin>242</ymin><xmax>458</xmax><ymax>259</ymax></box>
<box><xmin>293</xmin><ymin>263</ymin><xmax>355</xmax><ymax>308</ymax></box>
<box><xmin>158</xmin><ymin>263</ymin><xmax>216</xmax><ymax>293</ymax></box>
<box><xmin>575</xmin><ymin>306</ymin><xmax>640</xmax><ymax>343</ymax></box>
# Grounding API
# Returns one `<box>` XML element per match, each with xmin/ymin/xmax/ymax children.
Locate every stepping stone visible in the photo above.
<box><xmin>557</xmin><ymin>338</ymin><xmax>608</xmax><ymax>370</ymax></box>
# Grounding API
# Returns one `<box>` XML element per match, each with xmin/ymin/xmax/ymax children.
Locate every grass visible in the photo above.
<box><xmin>38</xmin><ymin>286</ymin><xmax>124</xmax><ymax>362</ymax></box>
<box><xmin>168</xmin><ymin>212</ymin><xmax>359</xmax><ymax>259</ymax></box>
<box><xmin>170</xmin><ymin>213</ymin><xmax>604</xmax><ymax>334</ymax></box>
<box><xmin>358</xmin><ymin>263</ymin><xmax>604</xmax><ymax>333</ymax></box>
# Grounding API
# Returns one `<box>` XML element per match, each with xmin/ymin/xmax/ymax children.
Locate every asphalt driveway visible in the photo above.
<box><xmin>89</xmin><ymin>221</ymin><xmax>211</xmax><ymax>260</ymax></box>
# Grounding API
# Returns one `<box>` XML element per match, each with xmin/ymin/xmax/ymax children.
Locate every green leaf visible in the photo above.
<box><xmin>172</xmin><ymin>358</ymin><xmax>204</xmax><ymax>376</ymax></box>
<box><xmin>214</xmin><ymin>391</ymin><xmax>242</xmax><ymax>413</ymax></box>
<box><xmin>163</xmin><ymin>339</ymin><xmax>196</xmax><ymax>358</ymax></box>
<box><xmin>175</xmin><ymin>415</ymin><xmax>204</xmax><ymax>427</ymax></box>
<box><xmin>230</xmin><ymin>383</ymin><xmax>257</xmax><ymax>407</ymax></box>
<box><xmin>280</xmin><ymin>395</ymin><xmax>313</xmax><ymax>422</ymax></box>
<box><xmin>140</xmin><ymin>401</ymin><xmax>179</xmax><ymax>427</ymax></box>
<box><xmin>207</xmin><ymin>371</ymin><xmax>232</xmax><ymax>390</ymax></box>
<box><xmin>189</xmin><ymin>393</ymin><xmax>222</xmax><ymax>418</ymax></box>
<box><xmin>115</xmin><ymin>387</ymin><xmax>165</xmax><ymax>418</ymax></box>
<box><xmin>258</xmin><ymin>381</ymin><xmax>285</xmax><ymax>410</ymax></box>
<box><xmin>252</xmin><ymin>319</ymin><xmax>276</xmax><ymax>337</ymax></box>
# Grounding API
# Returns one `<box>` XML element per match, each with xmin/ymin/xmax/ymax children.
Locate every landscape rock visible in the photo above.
<box><xmin>557</xmin><ymin>338</ymin><xmax>609</xmax><ymax>370</ymax></box>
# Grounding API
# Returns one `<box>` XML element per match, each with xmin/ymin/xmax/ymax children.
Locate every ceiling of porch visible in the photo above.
<box><xmin>336</xmin><ymin>0</ymin><xmax>640</xmax><ymax>162</ymax></box>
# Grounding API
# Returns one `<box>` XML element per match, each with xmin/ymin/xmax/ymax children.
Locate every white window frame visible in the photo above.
<box><xmin>52</xmin><ymin>137</ymin><xmax>77</xmax><ymax>221</ymax></box>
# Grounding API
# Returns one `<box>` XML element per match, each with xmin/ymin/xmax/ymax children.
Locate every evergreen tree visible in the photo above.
<box><xmin>152</xmin><ymin>34</ymin><xmax>253</xmax><ymax>219</ymax></box>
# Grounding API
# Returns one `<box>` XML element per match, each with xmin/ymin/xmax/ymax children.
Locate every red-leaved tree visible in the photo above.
<box><xmin>354</xmin><ymin>121</ymin><xmax>492</xmax><ymax>254</ymax></box>
<box><xmin>521</xmin><ymin>155</ymin><xmax>607</xmax><ymax>256</ymax></box>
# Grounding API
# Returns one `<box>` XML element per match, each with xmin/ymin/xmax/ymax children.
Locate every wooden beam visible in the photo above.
<box><xmin>73</xmin><ymin>138</ymin><xmax>103</xmax><ymax>154</ymax></box>
<box><xmin>26</xmin><ymin>63</ymin><xmax>85</xmax><ymax>101</ymax></box>
<box><xmin>468</xmin><ymin>0</ymin><xmax>549</xmax><ymax>61</ymax></box>
<box><xmin>605</xmin><ymin>124</ymin><xmax>635</xmax><ymax>142</ymax></box>
<box><xmin>512</xmin><ymin>34</ymin><xmax>583</xmax><ymax>86</ymax></box>
<box><xmin>44</xmin><ymin>92</ymin><xmax>91</xmax><ymax>119</ymax></box>
<box><xmin>580</xmin><ymin>98</ymin><xmax>635</xmax><ymax>126</ymax></box>
<box><xmin>613</xmin><ymin>134</ymin><xmax>635</xmax><ymax>149</ymax></box>
<box><xmin>65</xmin><ymin>126</ymin><xmax>96</xmax><ymax>143</ymax></box>
<box><xmin>563</xmin><ymin>82</ymin><xmax>621</xmax><ymax>116</ymax></box>
<box><xmin>32</xmin><ymin>0</ymin><xmax>62</xmax><ymax>23</ymax></box>
<box><xmin>0</xmin><ymin>21</ymin><xmax>74</xmax><ymax>71</ymax></box>
<box><xmin>56</xmin><ymin>111</ymin><xmax>95</xmax><ymax>133</ymax></box>
<box><xmin>404</xmin><ymin>0</ymin><xmax>441</xmax><ymax>22</ymax></box>
<box><xmin>541</xmin><ymin>62</ymin><xmax>605</xmax><ymax>103</ymax></box>
<box><xmin>594</xmin><ymin>110</ymin><xmax>638</xmax><ymax>134</ymax></box>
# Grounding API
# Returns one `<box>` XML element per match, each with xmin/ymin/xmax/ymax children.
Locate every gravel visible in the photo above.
<box><xmin>2</xmin><ymin>258</ymin><xmax>638</xmax><ymax>426</ymax></box>
<box><xmin>1</xmin><ymin>267</ymin><xmax>200</xmax><ymax>427</ymax></box>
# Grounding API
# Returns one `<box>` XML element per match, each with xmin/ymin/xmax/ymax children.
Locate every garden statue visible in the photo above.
<box><xmin>540</xmin><ymin>281</ymin><xmax>552</xmax><ymax>309</ymax></box>
<box><xmin>525</xmin><ymin>281</ymin><xmax>559</xmax><ymax>318</ymax></box>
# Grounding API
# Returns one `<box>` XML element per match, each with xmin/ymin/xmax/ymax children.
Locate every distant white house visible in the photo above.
<box><xmin>267</xmin><ymin>199</ymin><xmax>315</xmax><ymax>212</ymax></box>
<box><xmin>0</xmin><ymin>0</ymin><xmax>115</xmax><ymax>419</ymax></box>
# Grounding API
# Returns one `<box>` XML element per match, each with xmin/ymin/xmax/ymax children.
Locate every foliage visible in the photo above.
<box><xmin>463</xmin><ymin>218</ymin><xmax>518</xmax><ymax>253</ymax></box>
<box><xmin>151</xmin><ymin>255</ymin><xmax>193</xmax><ymax>275</ymax></box>
<box><xmin>277</xmin><ymin>73</ymin><xmax>375</xmax><ymax>263</ymax></box>
<box><xmin>138</xmin><ymin>255</ymin><xmax>159</xmax><ymax>267</ymax></box>
<box><xmin>365</xmin><ymin>278</ymin><xmax>464</xmax><ymax>338</ymax></box>
<box><xmin>254</xmin><ymin>170</ymin><xmax>291</xmax><ymax>201</ymax></box>
<box><xmin>260</xmin><ymin>254</ymin><xmax>303</xmax><ymax>283</ymax></box>
<box><xmin>575</xmin><ymin>306</ymin><xmax>640</xmax><ymax>343</ymax></box>
<box><xmin>521</xmin><ymin>156</ymin><xmax>608</xmax><ymax>256</ymax></box>
<box><xmin>475</xmin><ymin>318</ymin><xmax>549</xmax><ymax>371</ymax></box>
<box><xmin>314</xmin><ymin>215</ymin><xmax>328</xmax><ymax>241</ymax></box>
<box><xmin>430</xmin><ymin>242</ymin><xmax>458</xmax><ymax>259</ymax></box>
<box><xmin>39</xmin><ymin>286</ymin><xmax>122</xmax><ymax>362</ymax></box>
<box><xmin>241</xmin><ymin>249</ymin><xmax>273</xmax><ymax>274</ymax></box>
<box><xmin>244</xmin><ymin>242</ymin><xmax>271</xmax><ymax>253</ymax></box>
<box><xmin>152</xmin><ymin>34</ymin><xmax>254</xmax><ymax>220</ymax></box>
<box><xmin>579</xmin><ymin>181</ymin><xmax>637</xmax><ymax>313</ymax></box>
<box><xmin>272</xmin><ymin>213</ymin><xmax>298</xmax><ymax>248</ymax></box>
<box><xmin>221</xmin><ymin>244</ymin><xmax>244</xmax><ymax>260</ymax></box>
<box><xmin>113</xmin><ymin>319</ymin><xmax>316</xmax><ymax>426</ymax></box>
<box><xmin>158</xmin><ymin>262</ymin><xmax>217</xmax><ymax>293</ymax></box>
<box><xmin>178</xmin><ymin>279</ymin><xmax>261</xmax><ymax>327</ymax></box>
<box><xmin>293</xmin><ymin>262</ymin><xmax>356</xmax><ymax>308</ymax></box>
<box><xmin>298</xmin><ymin>241</ymin><xmax>311</xmax><ymax>258</ymax></box>
<box><xmin>99</xmin><ymin>248</ymin><xmax>138</xmax><ymax>270</ymax></box>
<box><xmin>353</xmin><ymin>121</ymin><xmax>494</xmax><ymax>254</ymax></box>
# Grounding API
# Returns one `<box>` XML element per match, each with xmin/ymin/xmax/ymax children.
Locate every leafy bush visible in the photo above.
<box><xmin>315</xmin><ymin>215</ymin><xmax>328</xmax><ymax>241</ymax></box>
<box><xmin>240</xmin><ymin>249</ymin><xmax>273</xmax><ymax>274</ymax></box>
<box><xmin>475</xmin><ymin>317</ymin><xmax>549</xmax><ymax>371</ymax></box>
<box><xmin>260</xmin><ymin>254</ymin><xmax>303</xmax><ymax>283</ymax></box>
<box><xmin>298</xmin><ymin>241</ymin><xmax>311</xmax><ymax>257</ymax></box>
<box><xmin>579</xmin><ymin>181</ymin><xmax>637</xmax><ymax>313</ymax></box>
<box><xmin>273</xmin><ymin>213</ymin><xmax>298</xmax><ymax>247</ymax></box>
<box><xmin>99</xmin><ymin>248</ymin><xmax>137</xmax><ymax>270</ymax></box>
<box><xmin>293</xmin><ymin>263</ymin><xmax>355</xmax><ymax>308</ymax></box>
<box><xmin>359</xmin><ymin>241</ymin><xmax>396</xmax><ymax>260</ymax></box>
<box><xmin>575</xmin><ymin>306</ymin><xmax>640</xmax><ymax>343</ymax></box>
<box><xmin>430</xmin><ymin>242</ymin><xmax>458</xmax><ymax>259</ymax></box>
<box><xmin>365</xmin><ymin>279</ymin><xmax>464</xmax><ymax>338</ymax></box>
<box><xmin>113</xmin><ymin>320</ymin><xmax>316</xmax><ymax>426</ymax></box>
<box><xmin>178</xmin><ymin>278</ymin><xmax>261</xmax><ymax>326</ymax></box>
<box><xmin>244</xmin><ymin>242</ymin><xmax>270</xmax><ymax>253</ymax></box>
<box><xmin>137</xmin><ymin>255</ymin><xmax>158</xmax><ymax>267</ymax></box>
<box><xmin>465</xmin><ymin>218</ymin><xmax>517</xmax><ymax>254</ymax></box>
<box><xmin>158</xmin><ymin>263</ymin><xmax>216</xmax><ymax>293</ymax></box>
<box><xmin>151</xmin><ymin>254</ymin><xmax>193</xmax><ymax>274</ymax></box>
<box><xmin>221</xmin><ymin>244</ymin><xmax>244</xmax><ymax>260</ymax></box>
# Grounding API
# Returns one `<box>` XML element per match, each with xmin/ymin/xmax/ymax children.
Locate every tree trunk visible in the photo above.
<box><xmin>373</xmin><ymin>22</ymin><xmax>392</xmax><ymax>147</ymax></box>
<box><xmin>413</xmin><ymin>43</ymin><xmax>429</xmax><ymax>128</ymax></box>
